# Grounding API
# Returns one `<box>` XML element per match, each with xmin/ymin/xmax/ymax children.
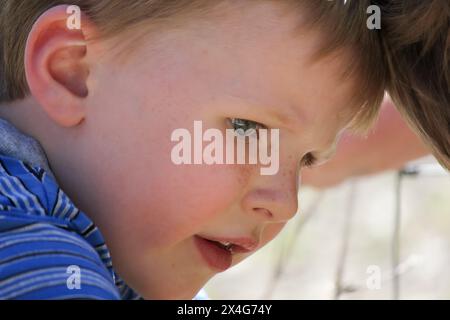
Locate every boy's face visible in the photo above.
<box><xmin>29</xmin><ymin>3</ymin><xmax>358</xmax><ymax>299</ymax></box>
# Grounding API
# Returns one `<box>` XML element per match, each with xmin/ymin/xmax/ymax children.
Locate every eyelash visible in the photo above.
<box><xmin>301</xmin><ymin>153</ymin><xmax>317</xmax><ymax>168</ymax></box>
<box><xmin>228</xmin><ymin>118</ymin><xmax>318</xmax><ymax>168</ymax></box>
<box><xmin>228</xmin><ymin>118</ymin><xmax>266</xmax><ymax>136</ymax></box>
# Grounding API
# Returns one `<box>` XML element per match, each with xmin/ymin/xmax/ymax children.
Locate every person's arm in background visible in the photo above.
<box><xmin>301</xmin><ymin>98</ymin><xmax>431</xmax><ymax>189</ymax></box>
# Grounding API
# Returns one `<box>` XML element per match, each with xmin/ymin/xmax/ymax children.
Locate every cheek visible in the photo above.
<box><xmin>122</xmin><ymin>162</ymin><xmax>251</xmax><ymax>248</ymax></box>
<box><xmin>116</xmin><ymin>122</ymin><xmax>256</xmax><ymax>248</ymax></box>
<box><xmin>260</xmin><ymin>222</ymin><xmax>286</xmax><ymax>246</ymax></box>
<box><xmin>88</xmin><ymin>85</ymin><xmax>257</xmax><ymax>249</ymax></box>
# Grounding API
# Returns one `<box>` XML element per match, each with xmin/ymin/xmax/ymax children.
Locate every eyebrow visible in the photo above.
<box><xmin>320</xmin><ymin>147</ymin><xmax>337</xmax><ymax>162</ymax></box>
<box><xmin>225</xmin><ymin>93</ymin><xmax>341</xmax><ymax>164</ymax></box>
<box><xmin>265</xmin><ymin>105</ymin><xmax>306</xmax><ymax>132</ymax></box>
<box><xmin>224</xmin><ymin>93</ymin><xmax>307</xmax><ymax>130</ymax></box>
<box><xmin>264</xmin><ymin>100</ymin><xmax>342</xmax><ymax>165</ymax></box>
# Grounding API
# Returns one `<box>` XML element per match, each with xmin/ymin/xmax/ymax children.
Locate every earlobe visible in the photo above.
<box><xmin>24</xmin><ymin>5</ymin><xmax>96</xmax><ymax>128</ymax></box>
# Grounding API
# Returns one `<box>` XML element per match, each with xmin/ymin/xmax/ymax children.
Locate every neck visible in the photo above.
<box><xmin>0</xmin><ymin>97</ymin><xmax>70</xmax><ymax>153</ymax></box>
<box><xmin>0</xmin><ymin>97</ymin><xmax>42</xmax><ymax>138</ymax></box>
<box><xmin>0</xmin><ymin>97</ymin><xmax>58</xmax><ymax>180</ymax></box>
<box><xmin>0</xmin><ymin>97</ymin><xmax>92</xmax><ymax>215</ymax></box>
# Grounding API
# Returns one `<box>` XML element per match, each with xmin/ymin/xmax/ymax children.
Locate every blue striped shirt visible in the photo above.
<box><xmin>0</xmin><ymin>153</ymin><xmax>143</xmax><ymax>299</ymax></box>
<box><xmin>0</xmin><ymin>118</ymin><xmax>141</xmax><ymax>299</ymax></box>
<box><xmin>0</xmin><ymin>117</ymin><xmax>208</xmax><ymax>300</ymax></box>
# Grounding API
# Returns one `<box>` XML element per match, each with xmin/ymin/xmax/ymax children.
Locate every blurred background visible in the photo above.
<box><xmin>204</xmin><ymin>156</ymin><xmax>450</xmax><ymax>299</ymax></box>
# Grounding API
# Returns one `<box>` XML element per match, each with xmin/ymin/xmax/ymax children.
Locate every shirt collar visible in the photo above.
<box><xmin>0</xmin><ymin>116</ymin><xmax>143</xmax><ymax>299</ymax></box>
<box><xmin>0</xmin><ymin>117</ymin><xmax>56</xmax><ymax>180</ymax></box>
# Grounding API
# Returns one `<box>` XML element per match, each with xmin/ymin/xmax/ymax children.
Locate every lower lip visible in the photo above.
<box><xmin>194</xmin><ymin>236</ymin><xmax>232</xmax><ymax>272</ymax></box>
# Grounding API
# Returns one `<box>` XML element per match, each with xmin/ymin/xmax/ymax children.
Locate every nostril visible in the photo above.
<box><xmin>253</xmin><ymin>207</ymin><xmax>273</xmax><ymax>219</ymax></box>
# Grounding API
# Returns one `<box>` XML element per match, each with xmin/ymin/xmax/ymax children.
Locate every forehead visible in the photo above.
<box><xmin>203</xmin><ymin>3</ymin><xmax>358</xmax><ymax>143</ymax></box>
<box><xmin>116</xmin><ymin>1</ymin><xmax>359</xmax><ymax>141</ymax></box>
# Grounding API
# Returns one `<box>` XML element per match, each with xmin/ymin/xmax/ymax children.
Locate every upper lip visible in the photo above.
<box><xmin>198</xmin><ymin>235</ymin><xmax>259</xmax><ymax>254</ymax></box>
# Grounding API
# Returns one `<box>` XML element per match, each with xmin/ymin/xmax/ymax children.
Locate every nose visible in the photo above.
<box><xmin>241</xmin><ymin>178</ymin><xmax>299</xmax><ymax>223</ymax></box>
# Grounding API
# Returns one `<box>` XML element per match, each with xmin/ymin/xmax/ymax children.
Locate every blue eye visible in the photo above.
<box><xmin>229</xmin><ymin>118</ymin><xmax>265</xmax><ymax>136</ymax></box>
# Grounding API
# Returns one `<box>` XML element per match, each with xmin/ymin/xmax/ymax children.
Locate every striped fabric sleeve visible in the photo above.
<box><xmin>0</xmin><ymin>222</ymin><xmax>120</xmax><ymax>300</ymax></box>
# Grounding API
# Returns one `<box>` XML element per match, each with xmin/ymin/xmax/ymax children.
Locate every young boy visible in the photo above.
<box><xmin>0</xmin><ymin>0</ymin><xmax>386</xmax><ymax>299</ymax></box>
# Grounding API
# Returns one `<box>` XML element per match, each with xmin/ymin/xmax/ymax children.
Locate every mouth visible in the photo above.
<box><xmin>194</xmin><ymin>235</ymin><xmax>258</xmax><ymax>272</ymax></box>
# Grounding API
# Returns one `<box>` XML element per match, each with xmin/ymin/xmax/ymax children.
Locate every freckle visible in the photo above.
<box><xmin>236</xmin><ymin>165</ymin><xmax>252</xmax><ymax>187</ymax></box>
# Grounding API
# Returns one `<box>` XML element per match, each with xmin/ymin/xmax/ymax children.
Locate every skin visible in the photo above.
<box><xmin>0</xmin><ymin>2</ymin><xmax>361</xmax><ymax>299</ymax></box>
<box><xmin>302</xmin><ymin>98</ymin><xmax>431</xmax><ymax>188</ymax></box>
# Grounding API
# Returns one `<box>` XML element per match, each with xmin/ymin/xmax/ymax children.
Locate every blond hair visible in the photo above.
<box><xmin>0</xmin><ymin>0</ymin><xmax>387</xmax><ymax>132</ymax></box>
<box><xmin>381</xmin><ymin>0</ymin><xmax>450</xmax><ymax>169</ymax></box>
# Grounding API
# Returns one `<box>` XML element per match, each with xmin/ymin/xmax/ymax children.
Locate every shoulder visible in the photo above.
<box><xmin>0</xmin><ymin>154</ymin><xmax>121</xmax><ymax>299</ymax></box>
<box><xmin>0</xmin><ymin>222</ymin><xmax>120</xmax><ymax>299</ymax></box>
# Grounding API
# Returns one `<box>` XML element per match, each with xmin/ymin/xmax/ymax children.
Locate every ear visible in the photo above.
<box><xmin>24</xmin><ymin>5</ymin><xmax>99</xmax><ymax>127</ymax></box>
